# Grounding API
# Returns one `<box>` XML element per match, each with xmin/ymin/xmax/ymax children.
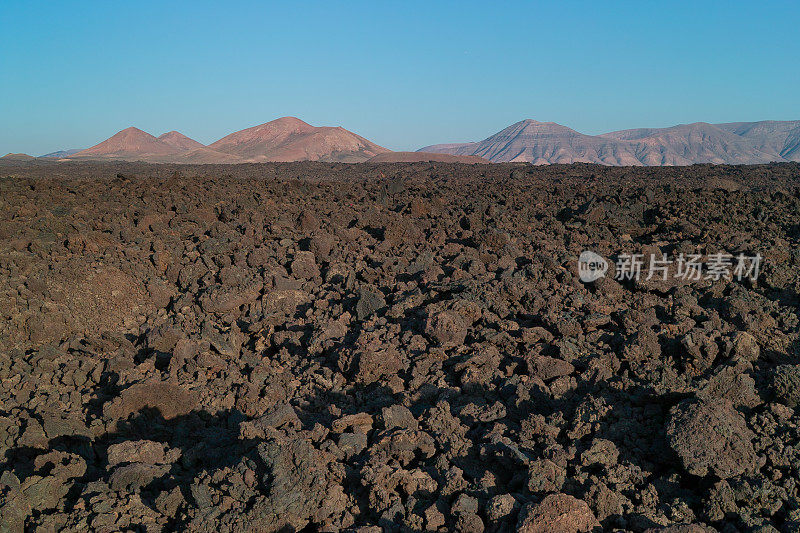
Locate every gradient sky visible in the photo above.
<box><xmin>2</xmin><ymin>1</ymin><xmax>799</xmax><ymax>156</ymax></box>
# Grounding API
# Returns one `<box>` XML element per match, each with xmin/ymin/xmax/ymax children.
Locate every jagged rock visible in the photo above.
<box><xmin>291</xmin><ymin>251</ymin><xmax>320</xmax><ymax>280</ymax></box>
<box><xmin>355</xmin><ymin>289</ymin><xmax>386</xmax><ymax>320</ymax></box>
<box><xmin>666</xmin><ymin>398</ymin><xmax>761</xmax><ymax>478</ymax></box>
<box><xmin>730</xmin><ymin>331</ymin><xmax>760</xmax><ymax>363</ymax></box>
<box><xmin>200</xmin><ymin>282</ymin><xmax>262</xmax><ymax>313</ymax></box>
<box><xmin>109</xmin><ymin>463</ymin><xmax>171</xmax><ymax>491</ymax></box>
<box><xmin>246</xmin><ymin>437</ymin><xmax>344</xmax><ymax>530</ymax></box>
<box><xmin>771</xmin><ymin>365</ymin><xmax>800</xmax><ymax>407</ymax></box>
<box><xmin>103</xmin><ymin>381</ymin><xmax>199</xmax><ymax>424</ymax></box>
<box><xmin>517</xmin><ymin>493</ymin><xmax>600</xmax><ymax>533</ymax></box>
<box><xmin>0</xmin><ymin>485</ymin><xmax>31</xmax><ymax>533</ymax></box>
<box><xmin>487</xmin><ymin>494</ymin><xmax>517</xmax><ymax>522</ymax></box>
<box><xmin>107</xmin><ymin>440</ymin><xmax>180</xmax><ymax>467</ymax></box>
<box><xmin>425</xmin><ymin>310</ymin><xmax>468</xmax><ymax>347</ymax></box>
<box><xmin>2</xmin><ymin>163</ymin><xmax>799</xmax><ymax>532</ymax></box>
<box><xmin>379</xmin><ymin>405</ymin><xmax>418</xmax><ymax>431</ymax></box>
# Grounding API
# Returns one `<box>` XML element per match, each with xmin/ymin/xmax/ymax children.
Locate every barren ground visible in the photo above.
<box><xmin>1</xmin><ymin>161</ymin><xmax>799</xmax><ymax>532</ymax></box>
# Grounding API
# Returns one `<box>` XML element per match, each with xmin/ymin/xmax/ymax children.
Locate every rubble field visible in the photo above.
<box><xmin>1</xmin><ymin>160</ymin><xmax>799</xmax><ymax>532</ymax></box>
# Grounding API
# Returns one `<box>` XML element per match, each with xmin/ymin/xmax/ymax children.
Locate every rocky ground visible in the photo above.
<box><xmin>0</xmin><ymin>160</ymin><xmax>799</xmax><ymax>532</ymax></box>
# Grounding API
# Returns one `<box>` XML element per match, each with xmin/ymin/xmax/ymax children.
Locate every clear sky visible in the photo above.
<box><xmin>1</xmin><ymin>1</ymin><xmax>799</xmax><ymax>156</ymax></box>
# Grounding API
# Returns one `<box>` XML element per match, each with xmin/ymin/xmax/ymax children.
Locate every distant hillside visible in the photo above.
<box><xmin>65</xmin><ymin>118</ymin><xmax>389</xmax><ymax>163</ymax></box>
<box><xmin>715</xmin><ymin>120</ymin><xmax>800</xmax><ymax>162</ymax></box>
<box><xmin>70</xmin><ymin>127</ymin><xmax>192</xmax><ymax>162</ymax></box>
<box><xmin>1</xmin><ymin>153</ymin><xmax>36</xmax><ymax>161</ymax></box>
<box><xmin>421</xmin><ymin>119</ymin><xmax>800</xmax><ymax>165</ymax></box>
<box><xmin>17</xmin><ymin>117</ymin><xmax>800</xmax><ymax>166</ymax></box>
<box><xmin>39</xmin><ymin>149</ymin><xmax>83</xmax><ymax>159</ymax></box>
<box><xmin>207</xmin><ymin>117</ymin><xmax>389</xmax><ymax>163</ymax></box>
<box><xmin>601</xmin><ymin>122</ymin><xmax>782</xmax><ymax>165</ymax></box>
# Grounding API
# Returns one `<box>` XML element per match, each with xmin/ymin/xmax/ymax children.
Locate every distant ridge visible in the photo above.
<box><xmin>39</xmin><ymin>149</ymin><xmax>83</xmax><ymax>159</ymax></box>
<box><xmin>1</xmin><ymin>153</ymin><xmax>36</xmax><ymax>161</ymax></box>
<box><xmin>64</xmin><ymin>118</ymin><xmax>389</xmax><ymax>163</ymax></box>
<box><xmin>419</xmin><ymin>120</ymin><xmax>644</xmax><ymax>165</ymax></box>
<box><xmin>420</xmin><ymin>119</ymin><xmax>800</xmax><ymax>165</ymax></box>
<box><xmin>17</xmin><ymin>118</ymin><xmax>800</xmax><ymax>166</ymax></box>
<box><xmin>715</xmin><ymin>120</ymin><xmax>800</xmax><ymax>161</ymax></box>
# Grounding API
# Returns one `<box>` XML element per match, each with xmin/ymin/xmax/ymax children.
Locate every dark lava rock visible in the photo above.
<box><xmin>771</xmin><ymin>364</ymin><xmax>800</xmax><ymax>407</ymax></box>
<box><xmin>356</xmin><ymin>289</ymin><xmax>386</xmax><ymax>320</ymax></box>
<box><xmin>517</xmin><ymin>493</ymin><xmax>600</xmax><ymax>533</ymax></box>
<box><xmin>425</xmin><ymin>310</ymin><xmax>468</xmax><ymax>347</ymax></box>
<box><xmin>0</xmin><ymin>485</ymin><xmax>31</xmax><ymax>533</ymax></box>
<box><xmin>109</xmin><ymin>463</ymin><xmax>171</xmax><ymax>491</ymax></box>
<box><xmin>248</xmin><ymin>437</ymin><xmax>345</xmax><ymax>530</ymax></box>
<box><xmin>103</xmin><ymin>381</ymin><xmax>199</xmax><ymax>425</ymax></box>
<box><xmin>291</xmin><ymin>251</ymin><xmax>320</xmax><ymax>280</ymax></box>
<box><xmin>666</xmin><ymin>398</ymin><xmax>761</xmax><ymax>478</ymax></box>
<box><xmin>106</xmin><ymin>440</ymin><xmax>180</xmax><ymax>466</ymax></box>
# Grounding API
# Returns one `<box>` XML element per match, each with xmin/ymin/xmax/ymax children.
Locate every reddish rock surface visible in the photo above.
<box><xmin>517</xmin><ymin>493</ymin><xmax>600</xmax><ymax>532</ymax></box>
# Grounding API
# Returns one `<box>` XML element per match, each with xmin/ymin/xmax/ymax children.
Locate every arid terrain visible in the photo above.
<box><xmin>1</xmin><ymin>160</ymin><xmax>799</xmax><ymax>532</ymax></box>
<box><xmin>11</xmin><ymin>117</ymin><xmax>800</xmax><ymax>167</ymax></box>
<box><xmin>59</xmin><ymin>117</ymin><xmax>390</xmax><ymax>165</ymax></box>
<box><xmin>420</xmin><ymin>120</ymin><xmax>800</xmax><ymax>165</ymax></box>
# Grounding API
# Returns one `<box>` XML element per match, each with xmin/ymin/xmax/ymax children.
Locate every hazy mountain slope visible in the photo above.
<box><xmin>608</xmin><ymin>122</ymin><xmax>784</xmax><ymax>165</ymax></box>
<box><xmin>424</xmin><ymin>119</ymin><xmax>795</xmax><ymax>165</ymax></box>
<box><xmin>782</xmin><ymin>129</ymin><xmax>800</xmax><ymax>161</ymax></box>
<box><xmin>39</xmin><ymin>149</ymin><xmax>83</xmax><ymax>158</ymax></box>
<box><xmin>421</xmin><ymin>120</ymin><xmax>644</xmax><ymax>165</ymax></box>
<box><xmin>715</xmin><ymin>120</ymin><xmax>800</xmax><ymax>161</ymax></box>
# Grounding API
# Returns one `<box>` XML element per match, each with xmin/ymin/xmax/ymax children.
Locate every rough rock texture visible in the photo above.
<box><xmin>517</xmin><ymin>493</ymin><xmax>600</xmax><ymax>532</ymax></box>
<box><xmin>0</xmin><ymin>160</ymin><xmax>799</xmax><ymax>532</ymax></box>
<box><xmin>666</xmin><ymin>399</ymin><xmax>761</xmax><ymax>479</ymax></box>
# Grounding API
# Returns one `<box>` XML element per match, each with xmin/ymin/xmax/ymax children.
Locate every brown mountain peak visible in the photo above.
<box><xmin>158</xmin><ymin>131</ymin><xmax>204</xmax><ymax>151</ymax></box>
<box><xmin>72</xmin><ymin>127</ymin><xmax>179</xmax><ymax>160</ymax></box>
<box><xmin>208</xmin><ymin>117</ymin><xmax>388</xmax><ymax>162</ymax></box>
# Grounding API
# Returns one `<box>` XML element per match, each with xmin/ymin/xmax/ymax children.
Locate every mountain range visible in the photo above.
<box><xmin>7</xmin><ymin>117</ymin><xmax>800</xmax><ymax>166</ymax></box>
<box><xmin>62</xmin><ymin>117</ymin><xmax>389</xmax><ymax>164</ymax></box>
<box><xmin>419</xmin><ymin>119</ymin><xmax>800</xmax><ymax>165</ymax></box>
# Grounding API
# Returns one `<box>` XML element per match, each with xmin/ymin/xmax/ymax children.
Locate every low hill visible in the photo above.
<box><xmin>1</xmin><ymin>153</ymin><xmax>36</xmax><ymax>161</ymax></box>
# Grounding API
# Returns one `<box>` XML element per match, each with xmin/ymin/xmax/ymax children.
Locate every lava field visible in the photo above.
<box><xmin>1</xmin><ymin>160</ymin><xmax>799</xmax><ymax>532</ymax></box>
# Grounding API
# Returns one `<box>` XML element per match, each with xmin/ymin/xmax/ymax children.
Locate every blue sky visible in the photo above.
<box><xmin>1</xmin><ymin>1</ymin><xmax>798</xmax><ymax>155</ymax></box>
